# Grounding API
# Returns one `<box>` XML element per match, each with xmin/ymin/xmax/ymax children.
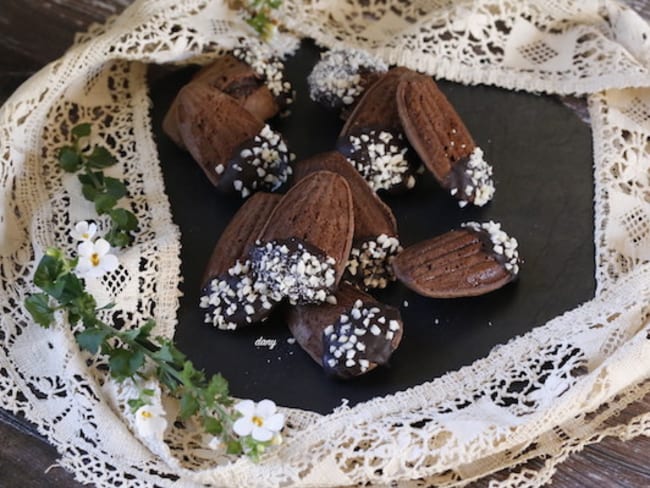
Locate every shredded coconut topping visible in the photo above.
<box><xmin>455</xmin><ymin>147</ymin><xmax>495</xmax><ymax>207</ymax></box>
<box><xmin>200</xmin><ymin>260</ymin><xmax>277</xmax><ymax>330</ymax></box>
<box><xmin>462</xmin><ymin>221</ymin><xmax>520</xmax><ymax>275</ymax></box>
<box><xmin>250</xmin><ymin>239</ymin><xmax>337</xmax><ymax>305</ymax></box>
<box><xmin>322</xmin><ymin>299</ymin><xmax>402</xmax><ymax>377</ymax></box>
<box><xmin>346</xmin><ymin>234</ymin><xmax>402</xmax><ymax>289</ymax></box>
<box><xmin>308</xmin><ymin>48</ymin><xmax>388</xmax><ymax>109</ymax></box>
<box><xmin>342</xmin><ymin>130</ymin><xmax>415</xmax><ymax>192</ymax></box>
<box><xmin>222</xmin><ymin>124</ymin><xmax>294</xmax><ymax>198</ymax></box>
<box><xmin>232</xmin><ymin>40</ymin><xmax>294</xmax><ymax>109</ymax></box>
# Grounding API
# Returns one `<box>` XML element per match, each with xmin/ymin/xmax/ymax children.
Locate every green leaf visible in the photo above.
<box><xmin>78</xmin><ymin>171</ymin><xmax>105</xmax><ymax>189</ymax></box>
<box><xmin>202</xmin><ymin>416</ymin><xmax>223</xmax><ymax>435</ymax></box>
<box><xmin>105</xmin><ymin>228</ymin><xmax>131</xmax><ymax>248</ymax></box>
<box><xmin>156</xmin><ymin>337</ymin><xmax>187</xmax><ymax>364</ymax></box>
<box><xmin>104</xmin><ymin>177</ymin><xmax>127</xmax><ymax>200</ymax></box>
<box><xmin>94</xmin><ymin>193</ymin><xmax>118</xmax><ymax>215</ymax></box>
<box><xmin>67</xmin><ymin>311</ymin><xmax>81</xmax><ymax>326</ymax></box>
<box><xmin>76</xmin><ymin>326</ymin><xmax>111</xmax><ymax>354</ymax></box>
<box><xmin>58</xmin><ymin>146</ymin><xmax>82</xmax><ymax>172</ymax></box>
<box><xmin>204</xmin><ymin>374</ymin><xmax>229</xmax><ymax>406</ymax></box>
<box><xmin>120</xmin><ymin>319</ymin><xmax>155</xmax><ymax>344</ymax></box>
<box><xmin>33</xmin><ymin>254</ymin><xmax>65</xmax><ymax>290</ymax></box>
<box><xmin>24</xmin><ymin>293</ymin><xmax>55</xmax><ymax>328</ymax></box>
<box><xmin>157</xmin><ymin>368</ymin><xmax>179</xmax><ymax>392</ymax></box>
<box><xmin>109</xmin><ymin>348</ymin><xmax>145</xmax><ymax>381</ymax></box>
<box><xmin>71</xmin><ymin>292</ymin><xmax>98</xmax><ymax>322</ymax></box>
<box><xmin>181</xmin><ymin>361</ymin><xmax>204</xmax><ymax>387</ymax></box>
<box><xmin>226</xmin><ymin>440</ymin><xmax>243</xmax><ymax>455</ymax></box>
<box><xmin>71</xmin><ymin>123</ymin><xmax>92</xmax><ymax>139</ymax></box>
<box><xmin>127</xmin><ymin>397</ymin><xmax>146</xmax><ymax>413</ymax></box>
<box><xmin>51</xmin><ymin>273</ymin><xmax>85</xmax><ymax>306</ymax></box>
<box><xmin>79</xmin><ymin>171</ymin><xmax>105</xmax><ymax>202</ymax></box>
<box><xmin>86</xmin><ymin>146</ymin><xmax>116</xmax><ymax>169</ymax></box>
<box><xmin>81</xmin><ymin>183</ymin><xmax>99</xmax><ymax>202</ymax></box>
<box><xmin>179</xmin><ymin>392</ymin><xmax>199</xmax><ymax>420</ymax></box>
<box><xmin>32</xmin><ymin>255</ymin><xmax>84</xmax><ymax>305</ymax></box>
<box><xmin>110</xmin><ymin>208</ymin><xmax>138</xmax><ymax>231</ymax></box>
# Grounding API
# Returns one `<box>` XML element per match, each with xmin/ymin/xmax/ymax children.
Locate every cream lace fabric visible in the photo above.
<box><xmin>1</xmin><ymin>0</ymin><xmax>649</xmax><ymax>486</ymax></box>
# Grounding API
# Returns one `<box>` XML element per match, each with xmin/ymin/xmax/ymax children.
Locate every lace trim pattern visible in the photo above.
<box><xmin>0</xmin><ymin>0</ymin><xmax>649</xmax><ymax>486</ymax></box>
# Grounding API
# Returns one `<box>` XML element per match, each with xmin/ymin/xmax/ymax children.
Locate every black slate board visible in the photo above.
<box><xmin>149</xmin><ymin>41</ymin><xmax>595</xmax><ymax>414</ymax></box>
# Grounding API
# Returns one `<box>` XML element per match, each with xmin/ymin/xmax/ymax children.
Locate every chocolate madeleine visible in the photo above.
<box><xmin>337</xmin><ymin>68</ymin><xmax>418</xmax><ymax>193</ymax></box>
<box><xmin>217</xmin><ymin>124</ymin><xmax>294</xmax><ymax>198</ymax></box>
<box><xmin>287</xmin><ymin>283</ymin><xmax>403</xmax><ymax>378</ymax></box>
<box><xmin>162</xmin><ymin>55</ymin><xmax>279</xmax><ymax>148</ymax></box>
<box><xmin>202</xmin><ymin>192</ymin><xmax>282</xmax><ymax>286</ymax></box>
<box><xmin>175</xmin><ymin>84</ymin><xmax>293</xmax><ymax>197</ymax></box>
<box><xmin>293</xmin><ymin>152</ymin><xmax>396</xmax><ymax>239</ymax></box>
<box><xmin>200</xmin><ymin>261</ymin><xmax>278</xmax><ymax>330</ymax></box>
<box><xmin>175</xmin><ymin>83</ymin><xmax>264</xmax><ymax>186</ymax></box>
<box><xmin>293</xmin><ymin>152</ymin><xmax>401</xmax><ymax>289</ymax></box>
<box><xmin>396</xmin><ymin>75</ymin><xmax>495</xmax><ymax>207</ymax></box>
<box><xmin>199</xmin><ymin>192</ymin><xmax>284</xmax><ymax>330</ymax></box>
<box><xmin>252</xmin><ymin>171</ymin><xmax>354</xmax><ymax>303</ymax></box>
<box><xmin>193</xmin><ymin>55</ymin><xmax>280</xmax><ymax>121</ymax></box>
<box><xmin>340</xmin><ymin>67</ymin><xmax>413</xmax><ymax>134</ymax></box>
<box><xmin>393</xmin><ymin>221</ymin><xmax>520</xmax><ymax>298</ymax></box>
<box><xmin>232</xmin><ymin>41</ymin><xmax>294</xmax><ymax>112</ymax></box>
<box><xmin>308</xmin><ymin>48</ymin><xmax>388</xmax><ymax>113</ymax></box>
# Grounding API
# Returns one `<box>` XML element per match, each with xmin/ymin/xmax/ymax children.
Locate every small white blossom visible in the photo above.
<box><xmin>134</xmin><ymin>404</ymin><xmax>168</xmax><ymax>440</ymax></box>
<box><xmin>70</xmin><ymin>221</ymin><xmax>97</xmax><ymax>242</ymax></box>
<box><xmin>208</xmin><ymin>436</ymin><xmax>222</xmax><ymax>450</ymax></box>
<box><xmin>75</xmin><ymin>238</ymin><xmax>119</xmax><ymax>278</ymax></box>
<box><xmin>233</xmin><ymin>399</ymin><xmax>284</xmax><ymax>442</ymax></box>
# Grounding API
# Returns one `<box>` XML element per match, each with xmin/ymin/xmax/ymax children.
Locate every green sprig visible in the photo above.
<box><xmin>24</xmin><ymin>124</ymin><xmax>280</xmax><ymax>461</ymax></box>
<box><xmin>242</xmin><ymin>0</ymin><xmax>282</xmax><ymax>40</ymax></box>
<box><xmin>25</xmin><ymin>249</ymin><xmax>260</xmax><ymax>455</ymax></box>
<box><xmin>58</xmin><ymin>124</ymin><xmax>138</xmax><ymax>248</ymax></box>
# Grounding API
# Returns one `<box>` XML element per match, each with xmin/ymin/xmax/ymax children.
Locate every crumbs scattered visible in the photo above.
<box><xmin>433</xmin><ymin>318</ymin><xmax>440</xmax><ymax>325</ymax></box>
<box><xmin>332</xmin><ymin>398</ymin><xmax>351</xmax><ymax>413</ymax></box>
<box><xmin>403</xmin><ymin>300</ymin><xmax>409</xmax><ymax>307</ymax></box>
<box><xmin>286</xmin><ymin>337</ymin><xmax>296</xmax><ymax>345</ymax></box>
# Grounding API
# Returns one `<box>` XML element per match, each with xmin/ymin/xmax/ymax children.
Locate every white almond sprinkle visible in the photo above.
<box><xmin>461</xmin><ymin>220</ymin><xmax>520</xmax><ymax>276</ymax></box>
<box><xmin>344</xmin><ymin>130</ymin><xmax>413</xmax><ymax>192</ymax></box>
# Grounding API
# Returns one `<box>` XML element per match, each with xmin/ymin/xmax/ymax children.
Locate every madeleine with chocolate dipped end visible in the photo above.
<box><xmin>294</xmin><ymin>152</ymin><xmax>401</xmax><ymax>289</ymax></box>
<box><xmin>287</xmin><ymin>283</ymin><xmax>403</xmax><ymax>378</ymax></box>
<box><xmin>175</xmin><ymin>83</ymin><xmax>264</xmax><ymax>186</ymax></box>
<box><xmin>202</xmin><ymin>192</ymin><xmax>282</xmax><ymax>286</ymax></box>
<box><xmin>337</xmin><ymin>68</ymin><xmax>418</xmax><ymax>193</ymax></box>
<box><xmin>251</xmin><ymin>171</ymin><xmax>354</xmax><ymax>304</ymax></box>
<box><xmin>393</xmin><ymin>221</ymin><xmax>520</xmax><ymax>298</ymax></box>
<box><xmin>396</xmin><ymin>74</ymin><xmax>495</xmax><ymax>207</ymax></box>
<box><xmin>308</xmin><ymin>48</ymin><xmax>388</xmax><ymax>113</ymax></box>
<box><xmin>192</xmin><ymin>54</ymin><xmax>280</xmax><ymax>121</ymax></box>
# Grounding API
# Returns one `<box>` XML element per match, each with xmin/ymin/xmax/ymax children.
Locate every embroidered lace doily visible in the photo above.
<box><xmin>1</xmin><ymin>0</ymin><xmax>650</xmax><ymax>486</ymax></box>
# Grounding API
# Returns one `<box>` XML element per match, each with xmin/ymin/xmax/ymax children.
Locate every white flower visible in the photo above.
<box><xmin>233</xmin><ymin>399</ymin><xmax>284</xmax><ymax>442</ymax></box>
<box><xmin>70</xmin><ymin>221</ymin><xmax>97</xmax><ymax>242</ymax></box>
<box><xmin>75</xmin><ymin>238</ymin><xmax>119</xmax><ymax>278</ymax></box>
<box><xmin>134</xmin><ymin>403</ymin><xmax>168</xmax><ymax>440</ymax></box>
<box><xmin>204</xmin><ymin>435</ymin><xmax>223</xmax><ymax>450</ymax></box>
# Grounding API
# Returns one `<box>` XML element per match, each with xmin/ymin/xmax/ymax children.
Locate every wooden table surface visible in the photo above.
<box><xmin>1</xmin><ymin>1</ymin><xmax>649</xmax><ymax>486</ymax></box>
